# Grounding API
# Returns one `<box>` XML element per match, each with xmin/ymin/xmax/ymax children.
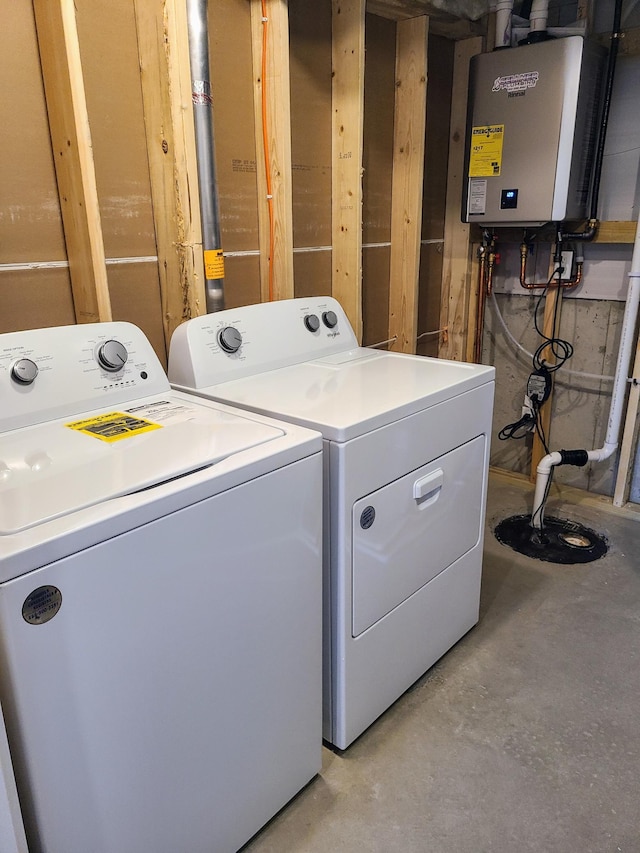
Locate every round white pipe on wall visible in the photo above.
<box><xmin>494</xmin><ymin>0</ymin><xmax>514</xmax><ymax>48</ymax></box>
<box><xmin>529</xmin><ymin>0</ymin><xmax>549</xmax><ymax>32</ymax></box>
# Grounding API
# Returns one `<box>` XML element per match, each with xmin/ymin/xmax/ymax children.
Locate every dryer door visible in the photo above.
<box><xmin>352</xmin><ymin>435</ymin><xmax>485</xmax><ymax>636</ymax></box>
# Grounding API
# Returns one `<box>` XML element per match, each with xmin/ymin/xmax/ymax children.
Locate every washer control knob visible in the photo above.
<box><xmin>218</xmin><ymin>326</ymin><xmax>243</xmax><ymax>354</ymax></box>
<box><xmin>11</xmin><ymin>358</ymin><xmax>38</xmax><ymax>385</ymax></box>
<box><xmin>322</xmin><ymin>310</ymin><xmax>338</xmax><ymax>329</ymax></box>
<box><xmin>304</xmin><ymin>314</ymin><xmax>320</xmax><ymax>333</ymax></box>
<box><xmin>97</xmin><ymin>340</ymin><xmax>128</xmax><ymax>372</ymax></box>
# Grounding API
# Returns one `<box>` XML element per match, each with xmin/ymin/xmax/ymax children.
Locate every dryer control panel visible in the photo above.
<box><xmin>0</xmin><ymin>322</ymin><xmax>168</xmax><ymax>433</ymax></box>
<box><xmin>169</xmin><ymin>296</ymin><xmax>359</xmax><ymax>388</ymax></box>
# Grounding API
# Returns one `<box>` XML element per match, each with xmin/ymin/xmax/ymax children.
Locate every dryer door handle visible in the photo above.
<box><xmin>413</xmin><ymin>468</ymin><xmax>444</xmax><ymax>508</ymax></box>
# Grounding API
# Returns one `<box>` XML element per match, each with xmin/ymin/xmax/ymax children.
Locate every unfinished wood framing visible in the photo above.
<box><xmin>251</xmin><ymin>0</ymin><xmax>295</xmax><ymax>302</ymax></box>
<box><xmin>332</xmin><ymin>0</ymin><xmax>366</xmax><ymax>342</ymax></box>
<box><xmin>388</xmin><ymin>16</ymin><xmax>429</xmax><ymax>353</ymax></box>
<box><xmin>134</xmin><ymin>0</ymin><xmax>206</xmax><ymax>350</ymax></box>
<box><xmin>33</xmin><ymin>0</ymin><xmax>112</xmax><ymax>324</ymax></box>
<box><xmin>438</xmin><ymin>36</ymin><xmax>482</xmax><ymax>361</ymax></box>
<box><xmin>594</xmin><ymin>221</ymin><xmax>639</xmax><ymax>243</ymax></box>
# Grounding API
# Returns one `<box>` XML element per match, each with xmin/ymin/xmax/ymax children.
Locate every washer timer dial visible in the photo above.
<box><xmin>97</xmin><ymin>340</ymin><xmax>128</xmax><ymax>372</ymax></box>
<box><xmin>218</xmin><ymin>326</ymin><xmax>243</xmax><ymax>354</ymax></box>
<box><xmin>11</xmin><ymin>358</ymin><xmax>39</xmax><ymax>385</ymax></box>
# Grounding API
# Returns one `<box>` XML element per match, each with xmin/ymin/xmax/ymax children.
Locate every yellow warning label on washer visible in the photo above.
<box><xmin>204</xmin><ymin>249</ymin><xmax>225</xmax><ymax>280</ymax></box>
<box><xmin>65</xmin><ymin>411</ymin><xmax>161</xmax><ymax>442</ymax></box>
<box><xmin>469</xmin><ymin>125</ymin><xmax>504</xmax><ymax>177</ymax></box>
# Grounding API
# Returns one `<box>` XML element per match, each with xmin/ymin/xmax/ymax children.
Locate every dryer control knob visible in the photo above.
<box><xmin>304</xmin><ymin>314</ymin><xmax>320</xmax><ymax>333</ymax></box>
<box><xmin>218</xmin><ymin>326</ymin><xmax>243</xmax><ymax>354</ymax></box>
<box><xmin>11</xmin><ymin>358</ymin><xmax>38</xmax><ymax>385</ymax></box>
<box><xmin>97</xmin><ymin>340</ymin><xmax>128</xmax><ymax>372</ymax></box>
<box><xmin>322</xmin><ymin>310</ymin><xmax>338</xmax><ymax>329</ymax></box>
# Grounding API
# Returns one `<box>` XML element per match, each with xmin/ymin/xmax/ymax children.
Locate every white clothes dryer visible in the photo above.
<box><xmin>169</xmin><ymin>297</ymin><xmax>496</xmax><ymax>749</ymax></box>
<box><xmin>0</xmin><ymin>321</ymin><xmax>323</xmax><ymax>853</ymax></box>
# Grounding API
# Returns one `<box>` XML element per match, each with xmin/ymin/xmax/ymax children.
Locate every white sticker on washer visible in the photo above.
<box><xmin>125</xmin><ymin>400</ymin><xmax>200</xmax><ymax>424</ymax></box>
<box><xmin>469</xmin><ymin>179</ymin><xmax>487</xmax><ymax>215</ymax></box>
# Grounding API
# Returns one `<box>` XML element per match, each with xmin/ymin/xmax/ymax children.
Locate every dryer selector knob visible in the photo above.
<box><xmin>218</xmin><ymin>326</ymin><xmax>243</xmax><ymax>354</ymax></box>
<box><xmin>322</xmin><ymin>310</ymin><xmax>338</xmax><ymax>329</ymax></box>
<box><xmin>97</xmin><ymin>340</ymin><xmax>128</xmax><ymax>372</ymax></box>
<box><xmin>304</xmin><ymin>314</ymin><xmax>320</xmax><ymax>333</ymax></box>
<box><xmin>11</xmin><ymin>358</ymin><xmax>39</xmax><ymax>385</ymax></box>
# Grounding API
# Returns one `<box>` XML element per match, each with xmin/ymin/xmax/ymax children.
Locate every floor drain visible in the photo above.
<box><xmin>559</xmin><ymin>531</ymin><xmax>592</xmax><ymax>549</ymax></box>
<box><xmin>494</xmin><ymin>514</ymin><xmax>608</xmax><ymax>564</ymax></box>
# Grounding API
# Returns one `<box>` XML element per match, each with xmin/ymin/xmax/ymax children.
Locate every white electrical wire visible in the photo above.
<box><xmin>489</xmin><ymin>291</ymin><xmax>615</xmax><ymax>382</ymax></box>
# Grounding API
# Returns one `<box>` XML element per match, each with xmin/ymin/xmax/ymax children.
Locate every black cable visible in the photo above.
<box><xmin>589</xmin><ymin>0</ymin><xmax>623</xmax><ymax>222</ymax></box>
<box><xmin>531</xmin><ymin>466</ymin><xmax>554</xmax><ymax>529</ymax></box>
<box><xmin>531</xmin><ymin>266</ymin><xmax>574</xmax><ymax>373</ymax></box>
<box><xmin>498</xmin><ymin>414</ymin><xmax>535</xmax><ymax>441</ymax></box>
<box><xmin>532</xmin><ymin>398</ymin><xmax>550</xmax><ymax>456</ymax></box>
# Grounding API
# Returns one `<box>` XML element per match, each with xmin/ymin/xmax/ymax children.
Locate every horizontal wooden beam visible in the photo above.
<box><xmin>598</xmin><ymin>25</ymin><xmax>640</xmax><ymax>57</ymax></box>
<box><xmin>471</xmin><ymin>221</ymin><xmax>639</xmax><ymax>244</ymax></box>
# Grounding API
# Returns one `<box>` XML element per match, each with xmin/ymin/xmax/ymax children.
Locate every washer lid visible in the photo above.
<box><xmin>198</xmin><ymin>350</ymin><xmax>495</xmax><ymax>442</ymax></box>
<box><xmin>0</xmin><ymin>398</ymin><xmax>284</xmax><ymax>534</ymax></box>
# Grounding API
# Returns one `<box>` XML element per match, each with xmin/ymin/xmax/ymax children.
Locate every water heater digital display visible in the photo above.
<box><xmin>462</xmin><ymin>36</ymin><xmax>605</xmax><ymax>227</ymax></box>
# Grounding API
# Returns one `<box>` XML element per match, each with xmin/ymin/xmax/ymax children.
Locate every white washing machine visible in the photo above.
<box><xmin>169</xmin><ymin>296</ymin><xmax>496</xmax><ymax>749</ymax></box>
<box><xmin>0</xmin><ymin>321</ymin><xmax>323</xmax><ymax>853</ymax></box>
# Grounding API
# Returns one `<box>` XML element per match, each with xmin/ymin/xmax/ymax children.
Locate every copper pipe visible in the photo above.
<box><xmin>519</xmin><ymin>242</ymin><xmax>583</xmax><ymax>289</ymax></box>
<box><xmin>474</xmin><ymin>245</ymin><xmax>488</xmax><ymax>363</ymax></box>
<box><xmin>486</xmin><ymin>246</ymin><xmax>496</xmax><ymax>295</ymax></box>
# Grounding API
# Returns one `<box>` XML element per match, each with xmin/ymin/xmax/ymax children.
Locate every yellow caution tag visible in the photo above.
<box><xmin>469</xmin><ymin>125</ymin><xmax>504</xmax><ymax>177</ymax></box>
<box><xmin>204</xmin><ymin>249</ymin><xmax>225</xmax><ymax>280</ymax></box>
<box><xmin>65</xmin><ymin>411</ymin><xmax>161</xmax><ymax>442</ymax></box>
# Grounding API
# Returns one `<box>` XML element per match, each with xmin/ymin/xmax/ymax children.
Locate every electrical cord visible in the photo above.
<box><xmin>531</xmin><ymin>267</ymin><xmax>574</xmax><ymax>373</ymax></box>
<box><xmin>488</xmin><ymin>292</ymin><xmax>614</xmax><ymax>382</ymax></box>
<box><xmin>498</xmin><ymin>413</ymin><xmax>534</xmax><ymax>441</ymax></box>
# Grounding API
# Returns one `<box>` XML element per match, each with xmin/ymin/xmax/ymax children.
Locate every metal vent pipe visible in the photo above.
<box><xmin>187</xmin><ymin>0</ymin><xmax>225</xmax><ymax>313</ymax></box>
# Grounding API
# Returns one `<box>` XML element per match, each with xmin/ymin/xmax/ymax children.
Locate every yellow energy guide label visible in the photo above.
<box><xmin>66</xmin><ymin>411</ymin><xmax>162</xmax><ymax>443</ymax></box>
<box><xmin>469</xmin><ymin>125</ymin><xmax>504</xmax><ymax>177</ymax></box>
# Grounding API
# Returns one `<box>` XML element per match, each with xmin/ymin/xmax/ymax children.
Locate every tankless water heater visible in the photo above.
<box><xmin>462</xmin><ymin>36</ymin><xmax>605</xmax><ymax>227</ymax></box>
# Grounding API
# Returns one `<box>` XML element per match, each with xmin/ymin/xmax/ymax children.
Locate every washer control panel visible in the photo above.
<box><xmin>0</xmin><ymin>322</ymin><xmax>168</xmax><ymax>433</ymax></box>
<box><xmin>169</xmin><ymin>296</ymin><xmax>359</xmax><ymax>388</ymax></box>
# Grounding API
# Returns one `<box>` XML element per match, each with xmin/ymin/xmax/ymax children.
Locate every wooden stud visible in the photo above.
<box><xmin>134</xmin><ymin>0</ymin><xmax>206</xmax><ymax>351</ymax></box>
<box><xmin>251</xmin><ymin>0</ymin><xmax>295</xmax><ymax>302</ymax></box>
<box><xmin>332</xmin><ymin>0</ymin><xmax>366</xmax><ymax>342</ymax></box>
<box><xmin>438</xmin><ymin>36</ymin><xmax>482</xmax><ymax>361</ymax></box>
<box><xmin>388</xmin><ymin>16</ymin><xmax>429</xmax><ymax>354</ymax></box>
<box><xmin>33</xmin><ymin>0</ymin><xmax>112</xmax><ymax>324</ymax></box>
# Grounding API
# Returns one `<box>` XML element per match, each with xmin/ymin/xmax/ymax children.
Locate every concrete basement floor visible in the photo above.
<box><xmin>243</xmin><ymin>471</ymin><xmax>640</xmax><ymax>853</ymax></box>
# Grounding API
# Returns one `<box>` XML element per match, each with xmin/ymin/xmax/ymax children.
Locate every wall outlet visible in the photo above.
<box><xmin>560</xmin><ymin>250</ymin><xmax>574</xmax><ymax>280</ymax></box>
